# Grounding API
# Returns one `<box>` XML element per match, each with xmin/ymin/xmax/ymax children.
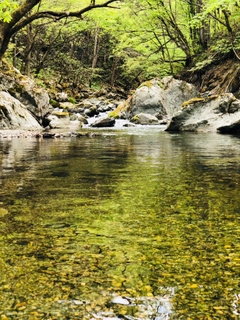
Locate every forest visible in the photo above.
<box><xmin>0</xmin><ymin>0</ymin><xmax>240</xmax><ymax>91</ymax></box>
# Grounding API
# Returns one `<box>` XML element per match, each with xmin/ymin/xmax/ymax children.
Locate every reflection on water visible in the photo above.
<box><xmin>0</xmin><ymin>128</ymin><xmax>240</xmax><ymax>319</ymax></box>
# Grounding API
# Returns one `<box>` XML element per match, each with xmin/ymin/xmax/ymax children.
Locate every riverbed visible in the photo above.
<box><xmin>0</xmin><ymin>126</ymin><xmax>240</xmax><ymax>319</ymax></box>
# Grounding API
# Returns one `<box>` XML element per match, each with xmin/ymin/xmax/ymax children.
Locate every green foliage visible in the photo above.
<box><xmin>0</xmin><ymin>0</ymin><xmax>18</xmax><ymax>22</ymax></box>
<box><xmin>2</xmin><ymin>0</ymin><xmax>240</xmax><ymax>88</ymax></box>
<box><xmin>190</xmin><ymin>58</ymin><xmax>213</xmax><ymax>71</ymax></box>
<box><xmin>211</xmin><ymin>38</ymin><xmax>232</xmax><ymax>55</ymax></box>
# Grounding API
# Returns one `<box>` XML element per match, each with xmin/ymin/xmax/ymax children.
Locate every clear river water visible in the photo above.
<box><xmin>0</xmin><ymin>126</ymin><xmax>240</xmax><ymax>319</ymax></box>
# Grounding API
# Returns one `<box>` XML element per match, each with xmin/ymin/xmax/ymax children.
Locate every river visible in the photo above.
<box><xmin>0</xmin><ymin>126</ymin><xmax>240</xmax><ymax>319</ymax></box>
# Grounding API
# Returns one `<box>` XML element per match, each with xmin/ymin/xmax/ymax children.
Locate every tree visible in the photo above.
<box><xmin>0</xmin><ymin>0</ymin><xmax>119</xmax><ymax>62</ymax></box>
<box><xmin>107</xmin><ymin>0</ymin><xmax>240</xmax><ymax>84</ymax></box>
<box><xmin>106</xmin><ymin>0</ymin><xmax>195</xmax><ymax>82</ymax></box>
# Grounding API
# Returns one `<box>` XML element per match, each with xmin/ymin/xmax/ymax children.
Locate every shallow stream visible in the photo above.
<box><xmin>0</xmin><ymin>127</ymin><xmax>240</xmax><ymax>319</ymax></box>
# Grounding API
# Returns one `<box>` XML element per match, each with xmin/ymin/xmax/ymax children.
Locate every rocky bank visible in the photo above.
<box><xmin>1</xmin><ymin>57</ymin><xmax>240</xmax><ymax>135</ymax></box>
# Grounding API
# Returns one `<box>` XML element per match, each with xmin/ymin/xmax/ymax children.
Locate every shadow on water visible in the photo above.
<box><xmin>0</xmin><ymin>128</ymin><xmax>240</xmax><ymax>319</ymax></box>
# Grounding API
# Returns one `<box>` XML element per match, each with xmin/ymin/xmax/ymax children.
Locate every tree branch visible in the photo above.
<box><xmin>10</xmin><ymin>0</ymin><xmax>120</xmax><ymax>35</ymax></box>
<box><xmin>8</xmin><ymin>0</ymin><xmax>41</xmax><ymax>28</ymax></box>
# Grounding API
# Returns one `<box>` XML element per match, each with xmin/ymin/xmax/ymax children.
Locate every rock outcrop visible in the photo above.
<box><xmin>2</xmin><ymin>56</ymin><xmax>240</xmax><ymax>134</ymax></box>
<box><xmin>0</xmin><ymin>91</ymin><xmax>42</xmax><ymax>129</ymax></box>
<box><xmin>0</xmin><ymin>61</ymin><xmax>51</xmax><ymax>122</ymax></box>
<box><xmin>166</xmin><ymin>93</ymin><xmax>240</xmax><ymax>133</ymax></box>
<box><xmin>123</xmin><ymin>75</ymin><xmax>240</xmax><ymax>133</ymax></box>
<box><xmin>181</xmin><ymin>58</ymin><xmax>240</xmax><ymax>98</ymax></box>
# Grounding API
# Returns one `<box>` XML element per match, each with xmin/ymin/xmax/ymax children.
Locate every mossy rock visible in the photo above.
<box><xmin>131</xmin><ymin>115</ymin><xmax>139</xmax><ymax>122</ymax></box>
<box><xmin>0</xmin><ymin>208</ymin><xmax>8</xmax><ymax>217</ymax></box>
<box><xmin>139</xmin><ymin>79</ymin><xmax>161</xmax><ymax>89</ymax></box>
<box><xmin>205</xmin><ymin>95</ymin><xmax>220</xmax><ymax>101</ymax></box>
<box><xmin>1</xmin><ymin>59</ymin><xmax>18</xmax><ymax>74</ymax></box>
<box><xmin>50</xmin><ymin>99</ymin><xmax>60</xmax><ymax>108</ymax></box>
<box><xmin>59</xmin><ymin>102</ymin><xmax>75</xmax><ymax>110</ymax></box>
<box><xmin>68</xmin><ymin>97</ymin><xmax>76</xmax><ymax>104</ymax></box>
<box><xmin>182</xmin><ymin>97</ymin><xmax>205</xmax><ymax>108</ymax></box>
<box><xmin>52</xmin><ymin>111</ymin><xmax>69</xmax><ymax>117</ymax></box>
<box><xmin>108</xmin><ymin>97</ymin><xmax>132</xmax><ymax>119</ymax></box>
<box><xmin>139</xmin><ymin>80</ymin><xmax>154</xmax><ymax>88</ymax></box>
<box><xmin>108</xmin><ymin>108</ymin><xmax>122</xmax><ymax>119</ymax></box>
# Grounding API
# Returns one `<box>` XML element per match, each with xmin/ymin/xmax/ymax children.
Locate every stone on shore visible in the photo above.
<box><xmin>91</xmin><ymin>117</ymin><xmax>115</xmax><ymax>128</ymax></box>
<box><xmin>130</xmin><ymin>113</ymin><xmax>159</xmax><ymax>125</ymax></box>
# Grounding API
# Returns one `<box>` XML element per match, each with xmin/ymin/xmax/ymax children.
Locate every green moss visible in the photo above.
<box><xmin>131</xmin><ymin>115</ymin><xmax>139</xmax><ymax>122</ymax></box>
<box><xmin>139</xmin><ymin>79</ymin><xmax>159</xmax><ymax>89</ymax></box>
<box><xmin>108</xmin><ymin>110</ymin><xmax>119</xmax><ymax>118</ymax></box>
<box><xmin>108</xmin><ymin>97</ymin><xmax>132</xmax><ymax>118</ymax></box>
<box><xmin>205</xmin><ymin>95</ymin><xmax>219</xmax><ymax>101</ymax></box>
<box><xmin>182</xmin><ymin>97</ymin><xmax>205</xmax><ymax>108</ymax></box>
<box><xmin>0</xmin><ymin>208</ymin><xmax>8</xmax><ymax>217</ymax></box>
<box><xmin>50</xmin><ymin>99</ymin><xmax>60</xmax><ymax>108</ymax></box>
<box><xmin>140</xmin><ymin>80</ymin><xmax>153</xmax><ymax>88</ymax></box>
<box><xmin>68</xmin><ymin>97</ymin><xmax>76</xmax><ymax>104</ymax></box>
<box><xmin>52</xmin><ymin>111</ymin><xmax>69</xmax><ymax>117</ymax></box>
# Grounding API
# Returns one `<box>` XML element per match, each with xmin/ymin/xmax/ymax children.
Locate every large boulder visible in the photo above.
<box><xmin>11</xmin><ymin>76</ymin><xmax>50</xmax><ymax>121</ymax></box>
<box><xmin>0</xmin><ymin>61</ymin><xmax>51</xmax><ymax>122</ymax></box>
<box><xmin>129</xmin><ymin>79</ymin><xmax>165</xmax><ymax>118</ymax></box>
<box><xmin>160</xmin><ymin>76</ymin><xmax>199</xmax><ymax>116</ymax></box>
<box><xmin>128</xmin><ymin>76</ymin><xmax>198</xmax><ymax>119</ymax></box>
<box><xmin>0</xmin><ymin>91</ymin><xmax>42</xmax><ymax>129</ymax></box>
<box><xmin>166</xmin><ymin>93</ymin><xmax>240</xmax><ymax>132</ymax></box>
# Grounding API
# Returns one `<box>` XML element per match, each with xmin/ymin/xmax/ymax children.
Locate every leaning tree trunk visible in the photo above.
<box><xmin>0</xmin><ymin>0</ymin><xmax>41</xmax><ymax>63</ymax></box>
<box><xmin>0</xmin><ymin>23</ymin><xmax>12</xmax><ymax>63</ymax></box>
<box><xmin>0</xmin><ymin>0</ymin><xmax>118</xmax><ymax>65</ymax></box>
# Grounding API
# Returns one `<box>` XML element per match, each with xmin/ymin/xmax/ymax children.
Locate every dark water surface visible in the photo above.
<box><xmin>0</xmin><ymin>127</ymin><xmax>240</xmax><ymax>319</ymax></box>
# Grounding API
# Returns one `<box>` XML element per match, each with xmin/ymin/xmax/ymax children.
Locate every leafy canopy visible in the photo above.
<box><xmin>0</xmin><ymin>0</ymin><xmax>18</xmax><ymax>22</ymax></box>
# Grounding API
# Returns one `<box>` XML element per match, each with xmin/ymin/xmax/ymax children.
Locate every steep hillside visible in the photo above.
<box><xmin>180</xmin><ymin>55</ymin><xmax>240</xmax><ymax>98</ymax></box>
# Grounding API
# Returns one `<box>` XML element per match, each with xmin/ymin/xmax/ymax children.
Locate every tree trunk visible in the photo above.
<box><xmin>0</xmin><ymin>0</ymin><xmax>41</xmax><ymax>62</ymax></box>
<box><xmin>0</xmin><ymin>23</ymin><xmax>12</xmax><ymax>62</ymax></box>
<box><xmin>25</xmin><ymin>24</ymin><xmax>33</xmax><ymax>76</ymax></box>
<box><xmin>0</xmin><ymin>0</ymin><xmax>117</xmax><ymax>64</ymax></box>
<box><xmin>92</xmin><ymin>27</ymin><xmax>100</xmax><ymax>69</ymax></box>
<box><xmin>196</xmin><ymin>0</ymin><xmax>209</xmax><ymax>50</ymax></box>
<box><xmin>12</xmin><ymin>35</ymin><xmax>17</xmax><ymax>68</ymax></box>
<box><xmin>110</xmin><ymin>56</ymin><xmax>118</xmax><ymax>86</ymax></box>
